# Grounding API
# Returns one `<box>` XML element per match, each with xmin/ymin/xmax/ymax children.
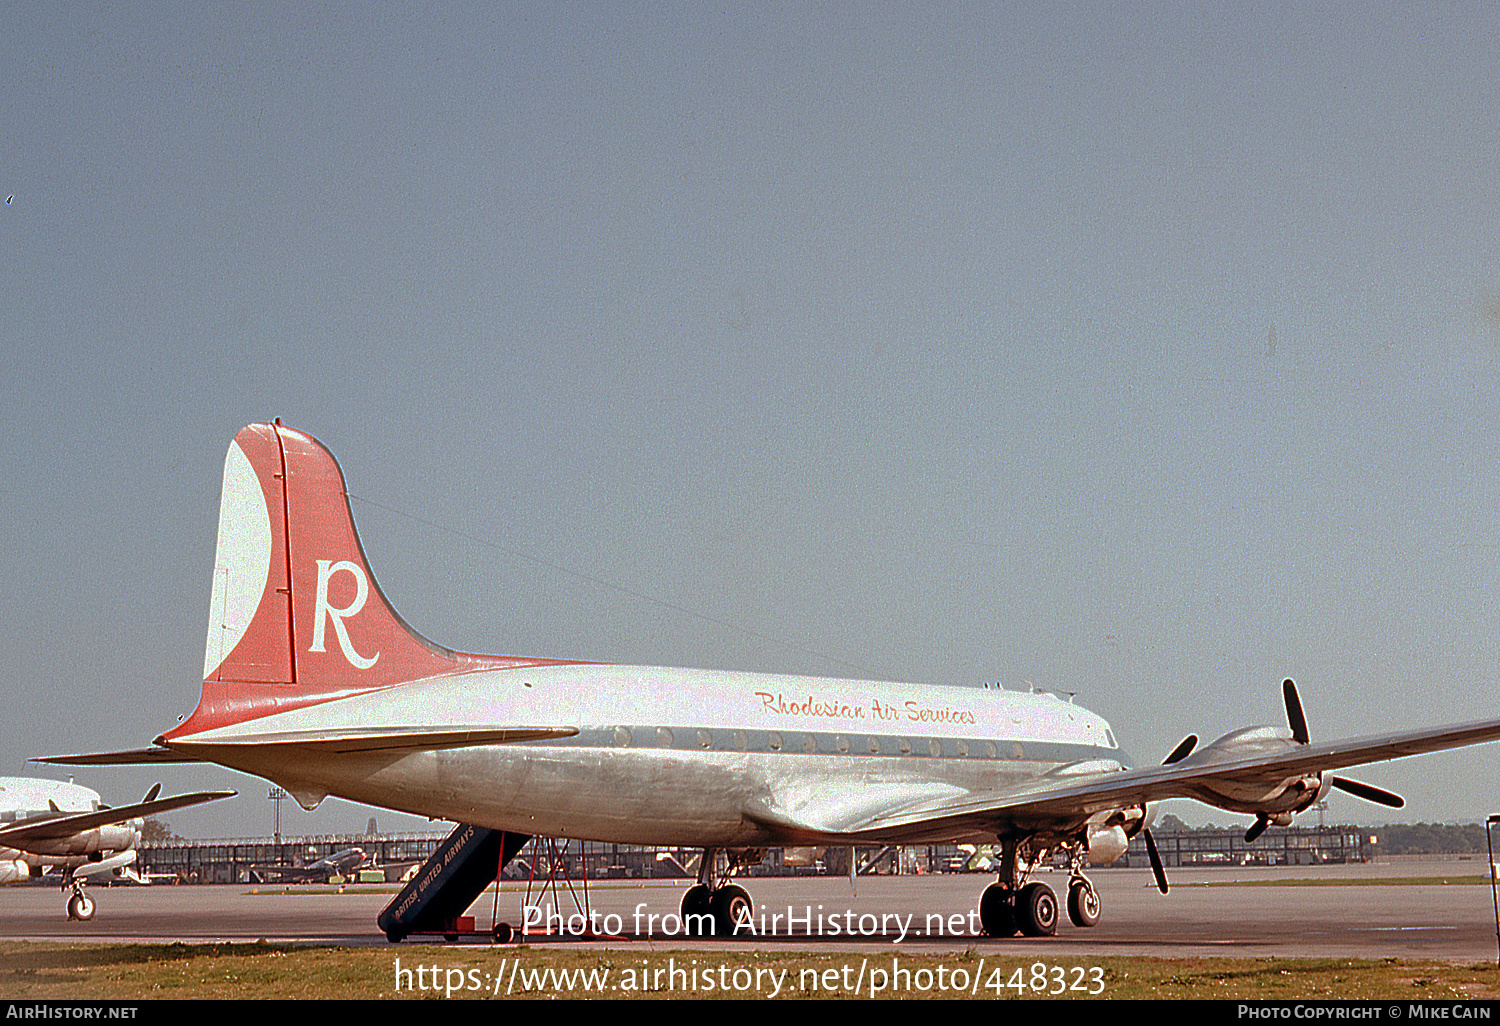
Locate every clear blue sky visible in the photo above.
<box><xmin>2</xmin><ymin>2</ymin><xmax>1497</xmax><ymax>838</ymax></box>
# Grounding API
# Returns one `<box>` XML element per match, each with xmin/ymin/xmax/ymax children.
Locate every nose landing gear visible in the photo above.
<box><xmin>63</xmin><ymin>872</ymin><xmax>96</xmax><ymax>921</ymax></box>
<box><xmin>1067</xmin><ymin>876</ymin><xmax>1101</xmax><ymax>928</ymax></box>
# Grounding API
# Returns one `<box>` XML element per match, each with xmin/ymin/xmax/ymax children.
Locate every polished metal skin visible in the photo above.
<box><xmin>178</xmin><ymin>665</ymin><xmax>1119</xmax><ymax>847</ymax></box>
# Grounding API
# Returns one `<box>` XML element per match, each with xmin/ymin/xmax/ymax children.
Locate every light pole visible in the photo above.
<box><xmin>1486</xmin><ymin>814</ymin><xmax>1500</xmax><ymax>969</ymax></box>
<box><xmin>269</xmin><ymin>787</ymin><xmax>288</xmax><ymax>846</ymax></box>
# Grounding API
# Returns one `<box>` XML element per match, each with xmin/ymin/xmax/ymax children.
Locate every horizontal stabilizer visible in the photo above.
<box><xmin>38</xmin><ymin>727</ymin><xmax>577</xmax><ymax>766</ymax></box>
<box><xmin>0</xmin><ymin>790</ymin><xmax>236</xmax><ymax>846</ymax></box>
<box><xmin>166</xmin><ymin>725</ymin><xmax>579</xmax><ymax>755</ymax></box>
<box><xmin>34</xmin><ymin>747</ymin><xmax>204</xmax><ymax>766</ymax></box>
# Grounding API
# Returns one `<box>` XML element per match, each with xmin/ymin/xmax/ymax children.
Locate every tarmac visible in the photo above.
<box><xmin>3</xmin><ymin>859</ymin><xmax>1497</xmax><ymax>961</ymax></box>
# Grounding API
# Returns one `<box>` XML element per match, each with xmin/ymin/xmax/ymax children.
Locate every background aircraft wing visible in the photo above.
<box><xmin>758</xmin><ymin>715</ymin><xmax>1500</xmax><ymax>841</ymax></box>
<box><xmin>248</xmin><ymin>864</ymin><xmax>317</xmax><ymax>880</ymax></box>
<box><xmin>0</xmin><ymin>790</ymin><xmax>236</xmax><ymax>847</ymax></box>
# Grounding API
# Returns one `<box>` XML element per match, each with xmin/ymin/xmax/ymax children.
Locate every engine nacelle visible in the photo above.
<box><xmin>1178</xmin><ymin>727</ymin><xmax>1331</xmax><ymax>816</ymax></box>
<box><xmin>19</xmin><ymin>823</ymin><xmax>138</xmax><ymax>858</ymax></box>
<box><xmin>1084</xmin><ymin>824</ymin><xmax>1130</xmax><ymax>866</ymax></box>
<box><xmin>0</xmin><ymin>860</ymin><xmax>32</xmax><ymax>884</ymax></box>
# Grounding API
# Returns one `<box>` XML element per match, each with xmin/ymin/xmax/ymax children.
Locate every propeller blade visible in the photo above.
<box><xmin>1331</xmin><ymin>776</ymin><xmax>1405</xmax><ymax>808</ymax></box>
<box><xmin>1283</xmin><ymin>678</ymin><xmax>1309</xmax><ymax>744</ymax></box>
<box><xmin>1245</xmin><ymin>813</ymin><xmax>1271</xmax><ymax>843</ymax></box>
<box><xmin>1163</xmin><ymin>734</ymin><xmax>1198</xmax><ymax>764</ymax></box>
<box><xmin>1143</xmin><ymin>828</ymin><xmax>1169</xmax><ymax>894</ymax></box>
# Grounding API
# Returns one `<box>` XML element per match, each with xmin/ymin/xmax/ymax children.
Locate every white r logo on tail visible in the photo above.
<box><xmin>309</xmin><ymin>559</ymin><xmax>380</xmax><ymax>669</ymax></box>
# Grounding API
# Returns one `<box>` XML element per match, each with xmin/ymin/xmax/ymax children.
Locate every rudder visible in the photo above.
<box><xmin>170</xmin><ymin>422</ymin><xmax>490</xmax><ymax>739</ymax></box>
<box><xmin>202</xmin><ymin>421</ymin><xmax>464</xmax><ymax>691</ymax></box>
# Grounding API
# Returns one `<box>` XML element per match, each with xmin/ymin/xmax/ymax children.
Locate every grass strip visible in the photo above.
<box><xmin>3</xmin><ymin>941</ymin><xmax>1499</xmax><ymax>1000</ymax></box>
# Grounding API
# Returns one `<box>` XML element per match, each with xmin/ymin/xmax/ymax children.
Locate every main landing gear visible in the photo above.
<box><xmin>679</xmin><ymin>848</ymin><xmax>761</xmax><ymax>937</ymax></box>
<box><xmin>63</xmin><ymin>871</ymin><xmax>96</xmax><ymax>922</ymax></box>
<box><xmin>977</xmin><ymin>839</ymin><xmax>1099</xmax><ymax>937</ymax></box>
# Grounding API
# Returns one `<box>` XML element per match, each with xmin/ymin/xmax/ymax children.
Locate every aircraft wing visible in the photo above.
<box><xmin>754</xmin><ymin>715</ymin><xmax>1500</xmax><ymax>841</ymax></box>
<box><xmin>0</xmin><ymin>790</ymin><xmax>236</xmax><ymax>848</ymax></box>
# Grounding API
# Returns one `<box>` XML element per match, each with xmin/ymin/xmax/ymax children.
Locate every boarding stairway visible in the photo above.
<box><xmin>378</xmin><ymin>824</ymin><xmax>530</xmax><ymax>942</ymax></box>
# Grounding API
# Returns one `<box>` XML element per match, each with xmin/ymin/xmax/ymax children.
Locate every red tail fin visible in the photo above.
<box><xmin>165</xmin><ymin>422</ymin><xmax>568</xmax><ymax>739</ymax></box>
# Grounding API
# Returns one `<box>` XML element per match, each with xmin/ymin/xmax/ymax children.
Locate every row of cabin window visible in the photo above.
<box><xmin>608</xmin><ymin>726</ymin><xmax>1022</xmax><ymax>760</ymax></box>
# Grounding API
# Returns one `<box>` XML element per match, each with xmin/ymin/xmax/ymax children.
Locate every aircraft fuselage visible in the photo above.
<box><xmin>172</xmin><ymin>664</ymin><xmax>1126</xmax><ymax>848</ymax></box>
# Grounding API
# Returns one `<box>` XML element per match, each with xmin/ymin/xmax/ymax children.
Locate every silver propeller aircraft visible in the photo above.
<box><xmin>0</xmin><ymin>778</ymin><xmax>234</xmax><ymax>919</ymax></box>
<box><xmin>42</xmin><ymin>422</ymin><xmax>1500</xmax><ymax>937</ymax></box>
<box><xmin>248</xmin><ymin>846</ymin><xmax>367</xmax><ymax>884</ymax></box>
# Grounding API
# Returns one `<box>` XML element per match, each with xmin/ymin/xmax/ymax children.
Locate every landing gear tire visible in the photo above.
<box><xmin>681</xmin><ymin>883</ymin><xmax>712</xmax><ymax>917</ymax></box>
<box><xmin>1067</xmin><ymin>880</ymin><xmax>1100</xmax><ymax>928</ymax></box>
<box><xmin>709</xmin><ymin>884</ymin><xmax>752</xmax><ymax>937</ymax></box>
<box><xmin>1016</xmin><ymin>881</ymin><xmax>1058</xmax><ymax>937</ymax></box>
<box><xmin>681</xmin><ymin>884</ymin><xmax>714</xmax><ymax>935</ymax></box>
<box><xmin>978</xmin><ymin>883</ymin><xmax>1017</xmax><ymax>937</ymax></box>
<box><xmin>385</xmin><ymin>929</ymin><xmax>405</xmax><ymax>943</ymax></box>
<box><xmin>67</xmin><ymin>893</ymin><xmax>95</xmax><ymax>922</ymax></box>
